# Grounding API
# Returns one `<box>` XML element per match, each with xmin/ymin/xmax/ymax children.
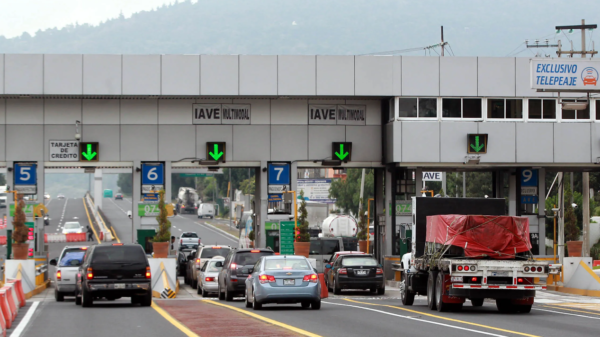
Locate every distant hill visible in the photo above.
<box><xmin>0</xmin><ymin>0</ymin><xmax>597</xmax><ymax>56</ymax></box>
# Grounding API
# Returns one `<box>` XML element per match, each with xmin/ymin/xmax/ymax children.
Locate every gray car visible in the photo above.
<box><xmin>244</xmin><ymin>255</ymin><xmax>321</xmax><ymax>310</ymax></box>
<box><xmin>197</xmin><ymin>256</ymin><xmax>224</xmax><ymax>297</ymax></box>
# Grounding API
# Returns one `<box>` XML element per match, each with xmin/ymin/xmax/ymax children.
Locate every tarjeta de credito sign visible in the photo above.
<box><xmin>530</xmin><ymin>59</ymin><xmax>599</xmax><ymax>90</ymax></box>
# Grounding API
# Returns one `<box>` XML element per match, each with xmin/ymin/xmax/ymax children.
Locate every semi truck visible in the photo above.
<box><xmin>399</xmin><ymin>197</ymin><xmax>560</xmax><ymax>313</ymax></box>
<box><xmin>177</xmin><ymin>187</ymin><xmax>199</xmax><ymax>214</ymax></box>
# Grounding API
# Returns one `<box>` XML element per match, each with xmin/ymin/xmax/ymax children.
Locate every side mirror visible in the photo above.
<box><xmin>325</xmin><ymin>264</ymin><xmax>332</xmax><ymax>269</ymax></box>
<box><xmin>215</xmin><ymin>261</ymin><xmax>223</xmax><ymax>268</ymax></box>
<box><xmin>49</xmin><ymin>258</ymin><xmax>57</xmax><ymax>266</ymax></box>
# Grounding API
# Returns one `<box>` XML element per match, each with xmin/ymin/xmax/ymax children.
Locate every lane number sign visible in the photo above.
<box><xmin>268</xmin><ymin>163</ymin><xmax>290</xmax><ymax>195</ymax></box>
<box><xmin>14</xmin><ymin>163</ymin><xmax>37</xmax><ymax>194</ymax></box>
<box><xmin>141</xmin><ymin>163</ymin><xmax>165</xmax><ymax>194</ymax></box>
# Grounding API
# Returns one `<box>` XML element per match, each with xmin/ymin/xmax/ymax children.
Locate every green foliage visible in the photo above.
<box><xmin>564</xmin><ymin>187</ymin><xmax>579</xmax><ymax>242</ymax></box>
<box><xmin>356</xmin><ymin>200</ymin><xmax>368</xmax><ymax>241</ymax></box>
<box><xmin>296</xmin><ymin>190</ymin><xmax>310</xmax><ymax>242</ymax></box>
<box><xmin>0</xmin><ymin>174</ymin><xmax>6</xmax><ymax>186</ymax></box>
<box><xmin>445</xmin><ymin>172</ymin><xmax>493</xmax><ymax>198</ymax></box>
<box><xmin>248</xmin><ymin>230</ymin><xmax>255</xmax><ymax>242</ymax></box>
<box><xmin>153</xmin><ymin>190</ymin><xmax>171</xmax><ymax>243</ymax></box>
<box><xmin>12</xmin><ymin>199</ymin><xmax>28</xmax><ymax>244</ymax></box>
<box><xmin>591</xmin><ymin>239</ymin><xmax>600</xmax><ymax>260</ymax></box>
<box><xmin>117</xmin><ymin>173</ymin><xmax>132</xmax><ymax>195</ymax></box>
<box><xmin>328</xmin><ymin>169</ymin><xmax>373</xmax><ymax>216</ymax></box>
<box><xmin>240</xmin><ymin>177</ymin><xmax>255</xmax><ymax>195</ymax></box>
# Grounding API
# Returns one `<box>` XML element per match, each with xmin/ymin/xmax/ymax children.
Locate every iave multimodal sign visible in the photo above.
<box><xmin>530</xmin><ymin>59</ymin><xmax>600</xmax><ymax>90</ymax></box>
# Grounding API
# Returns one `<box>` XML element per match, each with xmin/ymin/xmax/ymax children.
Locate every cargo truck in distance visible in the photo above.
<box><xmin>177</xmin><ymin>187</ymin><xmax>199</xmax><ymax>214</ymax></box>
<box><xmin>399</xmin><ymin>197</ymin><xmax>560</xmax><ymax>313</ymax></box>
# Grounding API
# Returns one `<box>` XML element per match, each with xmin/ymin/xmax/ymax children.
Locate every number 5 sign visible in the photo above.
<box><xmin>14</xmin><ymin>163</ymin><xmax>37</xmax><ymax>194</ymax></box>
<box><xmin>141</xmin><ymin>163</ymin><xmax>164</xmax><ymax>194</ymax></box>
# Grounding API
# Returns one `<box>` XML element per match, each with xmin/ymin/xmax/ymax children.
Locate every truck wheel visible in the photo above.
<box><xmin>435</xmin><ymin>272</ymin><xmax>450</xmax><ymax>312</ymax></box>
<box><xmin>401</xmin><ymin>273</ymin><xmax>415</xmax><ymax>306</ymax></box>
<box><xmin>81</xmin><ymin>286</ymin><xmax>93</xmax><ymax>308</ymax></box>
<box><xmin>471</xmin><ymin>298</ymin><xmax>484</xmax><ymax>307</ymax></box>
<box><xmin>427</xmin><ymin>271</ymin><xmax>438</xmax><ymax>310</ymax></box>
<box><xmin>140</xmin><ymin>291</ymin><xmax>153</xmax><ymax>307</ymax></box>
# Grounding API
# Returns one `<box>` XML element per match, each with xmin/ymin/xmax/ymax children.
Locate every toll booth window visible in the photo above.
<box><xmin>442</xmin><ymin>98</ymin><xmax>461</xmax><ymax>118</ymax></box>
<box><xmin>596</xmin><ymin>100</ymin><xmax>600</xmax><ymax>120</ymax></box>
<box><xmin>463</xmin><ymin>99</ymin><xmax>482</xmax><ymax>118</ymax></box>
<box><xmin>488</xmin><ymin>99</ymin><xmax>523</xmax><ymax>119</ymax></box>
<box><xmin>398</xmin><ymin>98</ymin><xmax>437</xmax><ymax>118</ymax></box>
<box><xmin>561</xmin><ymin>99</ymin><xmax>590</xmax><ymax>120</ymax></box>
<box><xmin>529</xmin><ymin>99</ymin><xmax>556</xmax><ymax>119</ymax></box>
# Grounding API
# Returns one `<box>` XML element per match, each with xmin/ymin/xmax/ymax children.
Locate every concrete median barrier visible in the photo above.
<box><xmin>1</xmin><ymin>288</ymin><xmax>16</xmax><ymax>323</ymax></box>
<box><xmin>149</xmin><ymin>259</ymin><xmax>177</xmax><ymax>299</ymax></box>
<box><xmin>0</xmin><ymin>291</ymin><xmax>12</xmax><ymax>329</ymax></box>
<box><xmin>5</xmin><ymin>279</ymin><xmax>25</xmax><ymax>308</ymax></box>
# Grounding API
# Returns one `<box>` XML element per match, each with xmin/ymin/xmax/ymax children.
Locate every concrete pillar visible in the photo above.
<box><xmin>132</xmin><ymin>160</ymin><xmax>141</xmax><ymax>243</ymax></box>
<box><xmin>165</xmin><ymin>161</ymin><xmax>172</xmax><ymax>202</ymax></box>
<box><xmin>290</xmin><ymin>162</ymin><xmax>298</xmax><ymax>195</ymax></box>
<box><xmin>384</xmin><ymin>167</ymin><xmax>393</xmax><ymax>257</ymax></box>
<box><xmin>558</xmin><ymin>172</ymin><xmax>565</xmax><ymax>264</ymax></box>
<box><xmin>441</xmin><ymin>172</ymin><xmax>447</xmax><ymax>196</ymax></box>
<box><xmin>5</xmin><ymin>161</ymin><xmax>13</xmax><ymax>231</ymax></box>
<box><xmin>416</xmin><ymin>168</ymin><xmax>423</xmax><ymax>197</ymax></box>
<box><xmin>94</xmin><ymin>169</ymin><xmax>103</xmax><ymax>210</ymax></box>
<box><xmin>508</xmin><ymin>171</ymin><xmax>517</xmax><ymax>216</ymax></box>
<box><xmin>583</xmin><ymin>172</ymin><xmax>590</xmax><ymax>257</ymax></box>
<box><xmin>257</xmin><ymin>162</ymin><xmax>268</xmax><ymax>248</ymax></box>
<box><xmin>36</xmin><ymin>161</ymin><xmax>44</xmax><ymax>204</ymax></box>
<box><xmin>374</xmin><ymin>168</ymin><xmax>385</xmax><ymax>263</ymax></box>
<box><xmin>36</xmin><ymin>161</ymin><xmax>45</xmax><ymax>256</ymax></box>
<box><xmin>538</xmin><ymin>168</ymin><xmax>546</xmax><ymax>255</ymax></box>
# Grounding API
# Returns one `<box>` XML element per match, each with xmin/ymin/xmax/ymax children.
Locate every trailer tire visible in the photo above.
<box><xmin>427</xmin><ymin>271</ymin><xmax>438</xmax><ymax>310</ymax></box>
<box><xmin>435</xmin><ymin>272</ymin><xmax>451</xmax><ymax>312</ymax></box>
<box><xmin>471</xmin><ymin>298</ymin><xmax>484</xmax><ymax>307</ymax></box>
<box><xmin>401</xmin><ymin>273</ymin><xmax>415</xmax><ymax>306</ymax></box>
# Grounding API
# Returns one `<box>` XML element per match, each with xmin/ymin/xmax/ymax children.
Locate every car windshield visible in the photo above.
<box><xmin>59</xmin><ymin>249</ymin><xmax>86</xmax><ymax>267</ymax></box>
<box><xmin>341</xmin><ymin>257</ymin><xmax>378</xmax><ymax>267</ymax></box>
<box><xmin>206</xmin><ymin>261</ymin><xmax>223</xmax><ymax>272</ymax></box>
<box><xmin>64</xmin><ymin>222</ymin><xmax>80</xmax><ymax>229</ymax></box>
<box><xmin>182</xmin><ymin>233</ymin><xmax>198</xmax><ymax>238</ymax></box>
<box><xmin>264</xmin><ymin>258</ymin><xmax>311</xmax><ymax>271</ymax></box>
<box><xmin>92</xmin><ymin>246</ymin><xmax>147</xmax><ymax>264</ymax></box>
<box><xmin>200</xmin><ymin>247</ymin><xmax>230</xmax><ymax>259</ymax></box>
<box><xmin>234</xmin><ymin>251</ymin><xmax>273</xmax><ymax>266</ymax></box>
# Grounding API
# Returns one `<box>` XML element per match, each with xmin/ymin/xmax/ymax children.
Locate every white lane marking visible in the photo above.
<box><xmin>108</xmin><ymin>198</ymin><xmax>129</xmax><ymax>215</ymax></box>
<box><xmin>323</xmin><ymin>301</ymin><xmax>506</xmax><ymax>337</ymax></box>
<box><xmin>195</xmin><ymin>222</ymin><xmax>237</xmax><ymax>243</ymax></box>
<box><xmin>178</xmin><ymin>229</ymin><xmax>182</xmax><ymax>231</ymax></box>
<box><xmin>533</xmin><ymin>308</ymin><xmax>600</xmax><ymax>320</ymax></box>
<box><xmin>10</xmin><ymin>301</ymin><xmax>39</xmax><ymax>337</ymax></box>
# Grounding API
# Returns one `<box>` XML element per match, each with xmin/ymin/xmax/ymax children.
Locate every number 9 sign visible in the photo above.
<box><xmin>520</xmin><ymin>169</ymin><xmax>538</xmax><ymax>187</ymax></box>
<box><xmin>141</xmin><ymin>163</ymin><xmax>164</xmax><ymax>185</ymax></box>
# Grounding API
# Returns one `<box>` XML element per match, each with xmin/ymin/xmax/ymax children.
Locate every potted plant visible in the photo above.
<box><xmin>248</xmin><ymin>230</ymin><xmax>255</xmax><ymax>248</ymax></box>
<box><xmin>357</xmin><ymin>201</ymin><xmax>369</xmax><ymax>253</ymax></box>
<box><xmin>12</xmin><ymin>198</ymin><xmax>29</xmax><ymax>259</ymax></box>
<box><xmin>294</xmin><ymin>190</ymin><xmax>311</xmax><ymax>258</ymax></box>
<box><xmin>152</xmin><ymin>190</ymin><xmax>171</xmax><ymax>258</ymax></box>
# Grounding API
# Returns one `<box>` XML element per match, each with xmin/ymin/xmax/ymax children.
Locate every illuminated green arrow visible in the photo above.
<box><xmin>209</xmin><ymin>144</ymin><xmax>224</xmax><ymax>160</ymax></box>
<box><xmin>335</xmin><ymin>144</ymin><xmax>349</xmax><ymax>160</ymax></box>
<box><xmin>470</xmin><ymin>136</ymin><xmax>484</xmax><ymax>152</ymax></box>
<box><xmin>82</xmin><ymin>144</ymin><xmax>97</xmax><ymax>161</ymax></box>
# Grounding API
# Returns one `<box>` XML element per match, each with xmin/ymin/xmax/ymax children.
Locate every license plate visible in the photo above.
<box><xmin>284</xmin><ymin>279</ymin><xmax>295</xmax><ymax>286</ymax></box>
<box><xmin>491</xmin><ymin>271</ymin><xmax>510</xmax><ymax>276</ymax></box>
<box><xmin>355</xmin><ymin>270</ymin><xmax>368</xmax><ymax>276</ymax></box>
<box><xmin>451</xmin><ymin>276</ymin><xmax>462</xmax><ymax>282</ymax></box>
<box><xmin>114</xmin><ymin>284</ymin><xmax>126</xmax><ymax>289</ymax></box>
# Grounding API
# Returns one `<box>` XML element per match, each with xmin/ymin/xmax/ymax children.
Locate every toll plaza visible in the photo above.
<box><xmin>0</xmin><ymin>54</ymin><xmax>599</xmax><ymax>271</ymax></box>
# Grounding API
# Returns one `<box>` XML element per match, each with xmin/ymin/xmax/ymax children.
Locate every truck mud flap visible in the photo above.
<box><xmin>449</xmin><ymin>288</ymin><xmax>535</xmax><ymax>299</ymax></box>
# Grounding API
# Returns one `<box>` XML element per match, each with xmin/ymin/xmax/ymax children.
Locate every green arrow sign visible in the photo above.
<box><xmin>82</xmin><ymin>143</ymin><xmax>97</xmax><ymax>161</ymax></box>
<box><xmin>206</xmin><ymin>142</ymin><xmax>226</xmax><ymax>163</ymax></box>
<box><xmin>467</xmin><ymin>134</ymin><xmax>488</xmax><ymax>154</ymax></box>
<box><xmin>209</xmin><ymin>144</ymin><xmax>223</xmax><ymax>160</ymax></box>
<box><xmin>335</xmin><ymin>144</ymin><xmax>349</xmax><ymax>160</ymax></box>
<box><xmin>332</xmin><ymin>142</ymin><xmax>352</xmax><ymax>162</ymax></box>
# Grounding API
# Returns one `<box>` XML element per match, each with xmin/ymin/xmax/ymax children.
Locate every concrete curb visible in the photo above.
<box><xmin>198</xmin><ymin>222</ymin><xmax>238</xmax><ymax>241</ymax></box>
<box><xmin>25</xmin><ymin>280</ymin><xmax>50</xmax><ymax>299</ymax></box>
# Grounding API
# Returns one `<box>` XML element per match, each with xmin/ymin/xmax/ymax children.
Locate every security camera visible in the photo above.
<box><xmin>75</xmin><ymin>133</ymin><xmax>81</xmax><ymax>140</ymax></box>
<box><xmin>571</xmin><ymin>203</ymin><xmax>578</xmax><ymax>209</ymax></box>
<box><xmin>127</xmin><ymin>210</ymin><xmax>132</xmax><ymax>219</ymax></box>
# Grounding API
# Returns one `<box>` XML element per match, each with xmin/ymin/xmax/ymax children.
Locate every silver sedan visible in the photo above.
<box><xmin>197</xmin><ymin>256</ymin><xmax>224</xmax><ymax>297</ymax></box>
<box><xmin>245</xmin><ymin>255</ymin><xmax>321</xmax><ymax>310</ymax></box>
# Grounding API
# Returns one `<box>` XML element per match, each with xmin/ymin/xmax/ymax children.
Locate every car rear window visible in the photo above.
<box><xmin>264</xmin><ymin>258</ymin><xmax>311</xmax><ymax>271</ymax></box>
<box><xmin>200</xmin><ymin>247</ymin><xmax>230</xmax><ymax>259</ymax></box>
<box><xmin>234</xmin><ymin>251</ymin><xmax>273</xmax><ymax>266</ymax></box>
<box><xmin>59</xmin><ymin>248</ymin><xmax>86</xmax><ymax>267</ymax></box>
<box><xmin>309</xmin><ymin>240</ymin><xmax>340</xmax><ymax>255</ymax></box>
<box><xmin>92</xmin><ymin>246</ymin><xmax>147</xmax><ymax>264</ymax></box>
<box><xmin>341</xmin><ymin>257</ymin><xmax>378</xmax><ymax>267</ymax></box>
<box><xmin>182</xmin><ymin>233</ymin><xmax>198</xmax><ymax>238</ymax></box>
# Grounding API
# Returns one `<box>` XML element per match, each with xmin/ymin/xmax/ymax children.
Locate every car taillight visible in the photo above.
<box><xmin>537</xmin><ymin>267</ymin><xmax>543</xmax><ymax>272</ymax></box>
<box><xmin>198</xmin><ymin>239</ymin><xmax>201</xmax><ymax>244</ymax></box>
<box><xmin>146</xmin><ymin>266</ymin><xmax>151</xmax><ymax>279</ymax></box>
<box><xmin>464</xmin><ymin>266</ymin><xmax>469</xmax><ymax>271</ymax></box>
<box><xmin>57</xmin><ymin>270</ymin><xmax>62</xmax><ymax>281</ymax></box>
<box><xmin>471</xmin><ymin>277</ymin><xmax>478</xmax><ymax>282</ymax></box>
<box><xmin>457</xmin><ymin>265</ymin><xmax>463</xmax><ymax>271</ymax></box>
<box><xmin>196</xmin><ymin>259</ymin><xmax>201</xmax><ymax>264</ymax></box>
<box><xmin>205</xmin><ymin>277</ymin><xmax>215</xmax><ymax>282</ymax></box>
<box><xmin>180</xmin><ymin>239</ymin><xmax>183</xmax><ymax>245</ymax></box>
<box><xmin>517</xmin><ymin>278</ymin><xmax>524</xmax><ymax>284</ymax></box>
<box><xmin>87</xmin><ymin>267</ymin><xmax>94</xmax><ymax>280</ymax></box>
<box><xmin>212</xmin><ymin>246</ymin><xmax>222</xmax><ymax>249</ymax></box>
<box><xmin>303</xmin><ymin>274</ymin><xmax>318</xmax><ymax>283</ymax></box>
<box><xmin>81</xmin><ymin>247</ymin><xmax>88</xmax><ymax>250</ymax></box>
<box><xmin>376</xmin><ymin>268</ymin><xmax>383</xmax><ymax>275</ymax></box>
<box><xmin>250</xmin><ymin>250</ymin><xmax>260</xmax><ymax>253</ymax></box>
<box><xmin>112</xmin><ymin>243</ymin><xmax>123</xmax><ymax>246</ymax></box>
<box><xmin>230</xmin><ymin>263</ymin><xmax>237</xmax><ymax>270</ymax></box>
<box><xmin>339</xmin><ymin>268</ymin><xmax>347</xmax><ymax>275</ymax></box>
<box><xmin>259</xmin><ymin>275</ymin><xmax>276</xmax><ymax>284</ymax></box>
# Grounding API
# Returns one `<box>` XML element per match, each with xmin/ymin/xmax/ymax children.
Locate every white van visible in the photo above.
<box><xmin>197</xmin><ymin>203</ymin><xmax>215</xmax><ymax>219</ymax></box>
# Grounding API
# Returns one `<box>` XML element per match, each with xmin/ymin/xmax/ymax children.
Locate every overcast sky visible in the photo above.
<box><xmin>0</xmin><ymin>0</ymin><xmax>179</xmax><ymax>38</ymax></box>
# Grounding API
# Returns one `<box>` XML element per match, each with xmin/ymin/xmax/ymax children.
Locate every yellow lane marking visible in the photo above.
<box><xmin>110</xmin><ymin>226</ymin><xmax>121</xmax><ymax>243</ymax></box>
<box><xmin>82</xmin><ymin>199</ymin><xmax>100</xmax><ymax>243</ymax></box>
<box><xmin>542</xmin><ymin>305</ymin><xmax>600</xmax><ymax>316</ymax></box>
<box><xmin>151</xmin><ymin>301</ymin><xmax>199</xmax><ymax>337</ymax></box>
<box><xmin>205</xmin><ymin>300</ymin><xmax>323</xmax><ymax>337</ymax></box>
<box><xmin>343</xmin><ymin>299</ymin><xmax>539</xmax><ymax>337</ymax></box>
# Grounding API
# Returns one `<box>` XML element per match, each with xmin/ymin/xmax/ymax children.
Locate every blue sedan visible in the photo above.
<box><xmin>245</xmin><ymin>255</ymin><xmax>321</xmax><ymax>310</ymax></box>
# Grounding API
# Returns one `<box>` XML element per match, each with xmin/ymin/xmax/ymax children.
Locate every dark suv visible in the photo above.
<box><xmin>217</xmin><ymin>248</ymin><xmax>274</xmax><ymax>301</ymax></box>
<box><xmin>75</xmin><ymin>243</ymin><xmax>152</xmax><ymax>307</ymax></box>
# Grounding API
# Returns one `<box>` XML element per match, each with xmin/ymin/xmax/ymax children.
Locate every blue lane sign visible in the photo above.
<box><xmin>14</xmin><ymin>163</ymin><xmax>37</xmax><ymax>194</ymax></box>
<box><xmin>521</xmin><ymin>195</ymin><xmax>539</xmax><ymax>204</ymax></box>
<box><xmin>268</xmin><ymin>163</ymin><xmax>290</xmax><ymax>186</ymax></box>
<box><xmin>268</xmin><ymin>194</ymin><xmax>283</xmax><ymax>202</ymax></box>
<box><xmin>141</xmin><ymin>163</ymin><xmax>165</xmax><ymax>194</ymax></box>
<box><xmin>520</xmin><ymin>169</ymin><xmax>538</xmax><ymax>187</ymax></box>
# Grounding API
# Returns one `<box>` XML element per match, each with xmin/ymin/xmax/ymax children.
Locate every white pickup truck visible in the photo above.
<box><xmin>50</xmin><ymin>245</ymin><xmax>89</xmax><ymax>301</ymax></box>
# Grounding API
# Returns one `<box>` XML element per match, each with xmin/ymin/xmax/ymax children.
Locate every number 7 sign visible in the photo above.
<box><xmin>268</xmin><ymin>163</ymin><xmax>290</xmax><ymax>186</ymax></box>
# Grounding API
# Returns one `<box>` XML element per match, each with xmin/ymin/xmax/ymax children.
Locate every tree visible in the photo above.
<box><xmin>117</xmin><ymin>173</ymin><xmax>132</xmax><ymax>195</ymax></box>
<box><xmin>239</xmin><ymin>177</ymin><xmax>255</xmax><ymax>195</ymax></box>
<box><xmin>153</xmin><ymin>190</ymin><xmax>171</xmax><ymax>242</ymax></box>
<box><xmin>328</xmin><ymin>169</ymin><xmax>374</xmax><ymax>216</ymax></box>
<box><xmin>296</xmin><ymin>190</ymin><xmax>310</xmax><ymax>242</ymax></box>
<box><xmin>445</xmin><ymin>172</ymin><xmax>493</xmax><ymax>198</ymax></box>
<box><xmin>12</xmin><ymin>198</ymin><xmax>28</xmax><ymax>244</ymax></box>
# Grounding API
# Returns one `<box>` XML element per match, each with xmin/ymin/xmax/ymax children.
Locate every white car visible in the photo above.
<box><xmin>197</xmin><ymin>256</ymin><xmax>225</xmax><ymax>297</ymax></box>
<box><xmin>62</xmin><ymin>221</ymin><xmax>83</xmax><ymax>234</ymax></box>
<box><xmin>50</xmin><ymin>245</ymin><xmax>88</xmax><ymax>301</ymax></box>
<box><xmin>44</xmin><ymin>193</ymin><xmax>50</xmax><ymax>199</ymax></box>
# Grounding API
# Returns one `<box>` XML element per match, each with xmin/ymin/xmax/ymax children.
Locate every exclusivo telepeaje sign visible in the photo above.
<box><xmin>530</xmin><ymin>59</ymin><xmax>600</xmax><ymax>90</ymax></box>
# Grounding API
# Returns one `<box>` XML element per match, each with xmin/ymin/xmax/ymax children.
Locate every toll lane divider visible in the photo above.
<box><xmin>0</xmin><ymin>234</ymin><xmax>87</xmax><ymax>245</ymax></box>
<box><xmin>85</xmin><ymin>193</ymin><xmax>113</xmax><ymax>242</ymax></box>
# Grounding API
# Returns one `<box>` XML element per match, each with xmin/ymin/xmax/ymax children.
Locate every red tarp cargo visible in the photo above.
<box><xmin>425</xmin><ymin>215</ymin><xmax>531</xmax><ymax>259</ymax></box>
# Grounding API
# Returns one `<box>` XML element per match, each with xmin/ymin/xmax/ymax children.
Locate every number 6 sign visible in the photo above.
<box><xmin>141</xmin><ymin>163</ymin><xmax>164</xmax><ymax>194</ymax></box>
